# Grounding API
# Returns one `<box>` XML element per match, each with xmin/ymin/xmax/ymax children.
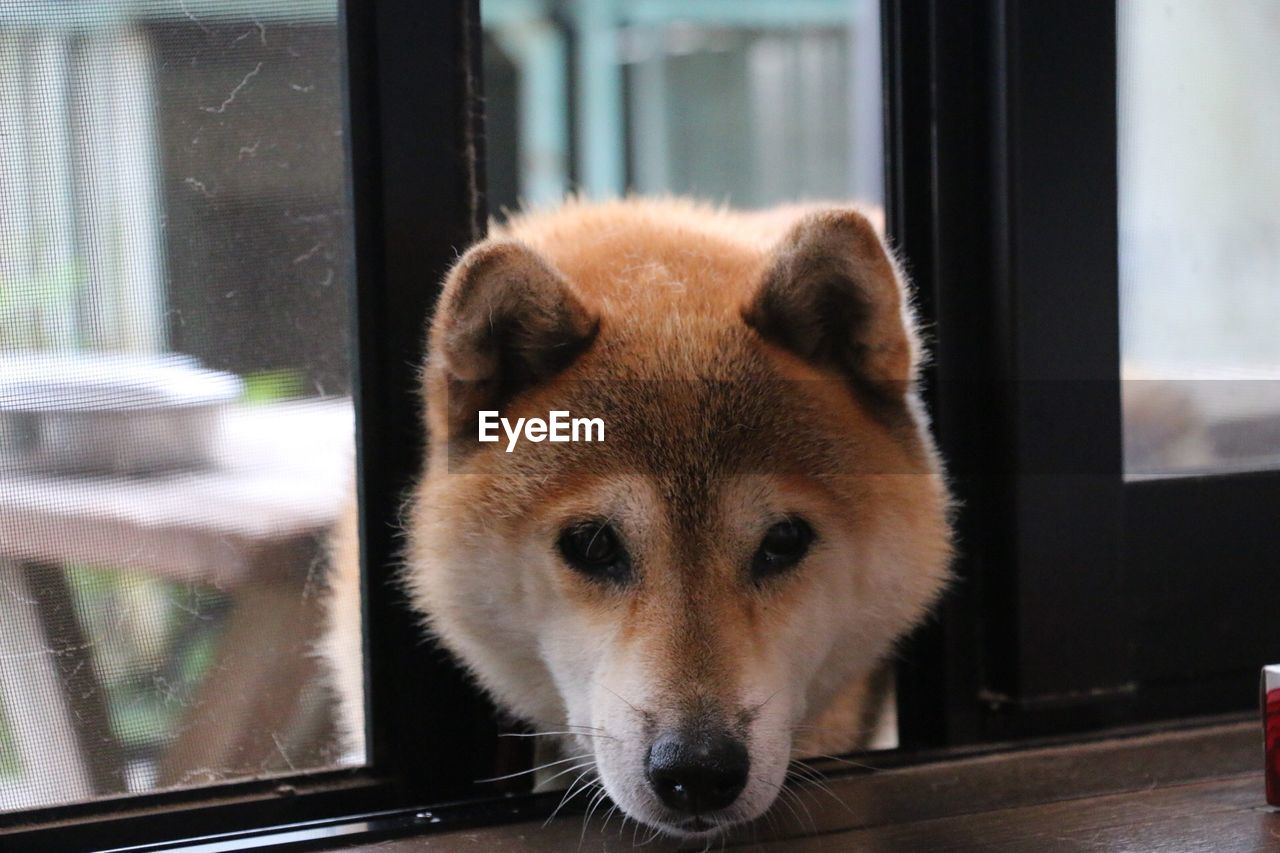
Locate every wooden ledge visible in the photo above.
<box><xmin>345</xmin><ymin>719</ymin><xmax>1273</xmax><ymax>851</ymax></box>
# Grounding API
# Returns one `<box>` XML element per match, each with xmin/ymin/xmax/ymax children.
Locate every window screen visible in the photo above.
<box><xmin>0</xmin><ymin>0</ymin><xmax>361</xmax><ymax>812</ymax></box>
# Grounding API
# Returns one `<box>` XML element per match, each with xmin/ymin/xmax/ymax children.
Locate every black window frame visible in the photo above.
<box><xmin>892</xmin><ymin>0</ymin><xmax>1280</xmax><ymax>747</ymax></box>
<box><xmin>3</xmin><ymin>0</ymin><xmax>1276</xmax><ymax>849</ymax></box>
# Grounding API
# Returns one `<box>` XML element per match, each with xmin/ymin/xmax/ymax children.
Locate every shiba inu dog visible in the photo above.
<box><xmin>323</xmin><ymin>198</ymin><xmax>952</xmax><ymax>841</ymax></box>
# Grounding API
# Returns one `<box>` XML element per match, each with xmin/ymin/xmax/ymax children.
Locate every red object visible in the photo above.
<box><xmin>1266</xmin><ymin>665</ymin><xmax>1280</xmax><ymax>807</ymax></box>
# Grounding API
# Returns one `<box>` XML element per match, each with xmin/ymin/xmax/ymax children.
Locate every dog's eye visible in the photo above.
<box><xmin>557</xmin><ymin>521</ymin><xmax>631</xmax><ymax>584</ymax></box>
<box><xmin>752</xmin><ymin>516</ymin><xmax>814</xmax><ymax>581</ymax></box>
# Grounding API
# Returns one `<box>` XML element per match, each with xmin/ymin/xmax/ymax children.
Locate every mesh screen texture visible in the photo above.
<box><xmin>0</xmin><ymin>0</ymin><xmax>361</xmax><ymax>813</ymax></box>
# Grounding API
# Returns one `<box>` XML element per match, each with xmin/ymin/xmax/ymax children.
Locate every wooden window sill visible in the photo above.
<box><xmin>332</xmin><ymin>719</ymin><xmax>1275</xmax><ymax>851</ymax></box>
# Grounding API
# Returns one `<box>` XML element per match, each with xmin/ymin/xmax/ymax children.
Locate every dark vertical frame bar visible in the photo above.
<box><xmin>346</xmin><ymin>0</ymin><xmax>497</xmax><ymax>800</ymax></box>
<box><xmin>885</xmin><ymin>0</ymin><xmax>997</xmax><ymax>749</ymax></box>
<box><xmin>890</xmin><ymin>0</ymin><xmax>1132</xmax><ymax>745</ymax></box>
<box><xmin>990</xmin><ymin>0</ymin><xmax>1273</xmax><ymax>730</ymax></box>
<box><xmin>990</xmin><ymin>0</ymin><xmax>1130</xmax><ymax>727</ymax></box>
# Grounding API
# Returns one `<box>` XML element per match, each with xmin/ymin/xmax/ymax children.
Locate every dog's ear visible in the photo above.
<box><xmin>743</xmin><ymin>208</ymin><xmax>919</xmax><ymax>394</ymax></box>
<box><xmin>428</xmin><ymin>239</ymin><xmax>598</xmax><ymax>438</ymax></box>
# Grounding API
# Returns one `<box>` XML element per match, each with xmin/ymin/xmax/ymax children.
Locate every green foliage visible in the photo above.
<box><xmin>240</xmin><ymin>369</ymin><xmax>306</xmax><ymax>404</ymax></box>
<box><xmin>62</xmin><ymin>565</ymin><xmax>230</xmax><ymax>752</ymax></box>
<box><xmin>0</xmin><ymin>698</ymin><xmax>20</xmax><ymax>780</ymax></box>
<box><xmin>0</xmin><ymin>260</ymin><xmax>86</xmax><ymax>351</ymax></box>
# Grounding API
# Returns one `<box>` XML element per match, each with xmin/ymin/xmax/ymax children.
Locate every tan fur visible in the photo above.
<box><xmin>323</xmin><ymin>197</ymin><xmax>952</xmax><ymax>840</ymax></box>
<box><xmin>318</xmin><ymin>469</ymin><xmax>364</xmax><ymax>761</ymax></box>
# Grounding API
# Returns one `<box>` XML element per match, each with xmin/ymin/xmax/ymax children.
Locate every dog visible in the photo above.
<box><xmin>323</xmin><ymin>197</ymin><xmax>952</xmax><ymax>841</ymax></box>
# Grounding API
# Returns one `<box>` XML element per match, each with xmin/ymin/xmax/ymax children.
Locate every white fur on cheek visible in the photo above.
<box><xmin>403</xmin><ymin>505</ymin><xmax>569</xmax><ymax>728</ymax></box>
<box><xmin>735</xmin><ymin>682</ymin><xmax>796</xmax><ymax>825</ymax></box>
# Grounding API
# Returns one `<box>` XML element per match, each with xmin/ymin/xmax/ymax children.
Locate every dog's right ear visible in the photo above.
<box><xmin>426</xmin><ymin>239</ymin><xmax>598</xmax><ymax>441</ymax></box>
<box><xmin>743</xmin><ymin>208</ymin><xmax>919</xmax><ymax>398</ymax></box>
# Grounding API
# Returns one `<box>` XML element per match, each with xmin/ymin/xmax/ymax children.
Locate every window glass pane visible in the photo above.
<box><xmin>0</xmin><ymin>0</ymin><xmax>361</xmax><ymax>812</ymax></box>
<box><xmin>483</xmin><ymin>0</ymin><xmax>882</xmax><ymax>211</ymax></box>
<box><xmin>1119</xmin><ymin>0</ymin><xmax>1280</xmax><ymax>478</ymax></box>
<box><xmin>478</xmin><ymin>0</ymin><xmax>897</xmax><ymax>794</ymax></box>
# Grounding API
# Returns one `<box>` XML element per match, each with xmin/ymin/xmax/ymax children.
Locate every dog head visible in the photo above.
<box><xmin>404</xmin><ymin>200</ymin><xmax>951</xmax><ymax>840</ymax></box>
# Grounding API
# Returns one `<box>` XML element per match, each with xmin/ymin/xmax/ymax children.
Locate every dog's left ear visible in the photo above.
<box><xmin>743</xmin><ymin>209</ymin><xmax>919</xmax><ymax>392</ymax></box>
<box><xmin>427</xmin><ymin>238</ymin><xmax>598</xmax><ymax>442</ymax></box>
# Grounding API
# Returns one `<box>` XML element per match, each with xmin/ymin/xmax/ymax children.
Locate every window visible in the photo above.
<box><xmin>1118</xmin><ymin>0</ymin><xmax>1280</xmax><ymax>478</ymax></box>
<box><xmin>4</xmin><ymin>4</ymin><xmax>487</xmax><ymax>847</ymax></box>
<box><xmin>3</xmin><ymin>1</ymin><xmax>1277</xmax><ymax>848</ymax></box>
<box><xmin>893</xmin><ymin>0</ymin><xmax>1279</xmax><ymax>745</ymax></box>
<box><xmin>1</xmin><ymin>0</ymin><xmax>360</xmax><ymax>815</ymax></box>
<box><xmin>482</xmin><ymin>0</ymin><xmax>883</xmax><ymax>209</ymax></box>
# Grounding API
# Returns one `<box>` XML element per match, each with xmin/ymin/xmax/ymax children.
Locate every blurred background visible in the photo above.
<box><xmin>1</xmin><ymin>0</ymin><xmax>355</xmax><ymax>812</ymax></box>
<box><xmin>481</xmin><ymin>0</ymin><xmax>883</xmax><ymax>213</ymax></box>
<box><xmin>1118</xmin><ymin>0</ymin><xmax>1280</xmax><ymax>477</ymax></box>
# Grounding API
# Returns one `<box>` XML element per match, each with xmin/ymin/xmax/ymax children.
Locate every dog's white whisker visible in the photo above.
<box><xmin>546</xmin><ymin>779</ymin><xmax>592</xmax><ymax>827</ymax></box>
<box><xmin>774</xmin><ymin>781</ymin><xmax>818</xmax><ymax>836</ymax></box>
<box><xmin>474</xmin><ymin>752</ymin><xmax>592</xmax><ymax>784</ymax></box>
<box><xmin>580</xmin><ymin>785</ymin><xmax>611</xmax><ymax>847</ymax></box>
<box><xmin>787</xmin><ymin>759</ymin><xmax>858</xmax><ymax>815</ymax></box>
<box><xmin>599</xmin><ymin>683</ymin><xmax>643</xmax><ymax>715</ymax></box>
<box><xmin>584</xmin><ymin>784</ymin><xmax>609</xmax><ymax>820</ymax></box>
<box><xmin>754</xmin><ymin>774</ymin><xmax>804</xmax><ymax>830</ymax></box>
<box><xmin>533</xmin><ymin>759</ymin><xmax>600</xmax><ymax>791</ymax></box>
<box><xmin>749</xmin><ymin>688</ymin><xmax>784</xmax><ymax>716</ymax></box>
<box><xmin>600</xmin><ymin>802</ymin><xmax>620</xmax><ymax>836</ymax></box>
<box><xmin>644</xmin><ymin>824</ymin><xmax>669</xmax><ymax>847</ymax></box>
<box><xmin>792</xmin><ymin>784</ymin><xmax>826</xmax><ymax>835</ymax></box>
<box><xmin>545</xmin><ymin>768</ymin><xmax>600</xmax><ymax>827</ymax></box>
<box><xmin>786</xmin><ymin>761</ymin><xmax>829</xmax><ymax>785</ymax></box>
<box><xmin>770</xmin><ymin>787</ymin><xmax>804</xmax><ymax>830</ymax></box>
<box><xmin>760</xmin><ymin>803</ymin><xmax>781</xmax><ymax>840</ymax></box>
<box><xmin>585</xmin><ymin>509</ymin><xmax>620</xmax><ymax>556</ymax></box>
<box><xmin>787</xmin><ymin>770</ymin><xmax>854</xmax><ymax>818</ymax></box>
<box><xmin>636</xmin><ymin>820</ymin><xmax>668</xmax><ymax>847</ymax></box>
<box><xmin>498</xmin><ymin>730</ymin><xmax>615</xmax><ymax>740</ymax></box>
<box><xmin>804</xmin><ymin>752</ymin><xmax>879</xmax><ymax>772</ymax></box>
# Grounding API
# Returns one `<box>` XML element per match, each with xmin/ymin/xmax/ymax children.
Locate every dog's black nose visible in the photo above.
<box><xmin>645</xmin><ymin>730</ymin><xmax>750</xmax><ymax>815</ymax></box>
